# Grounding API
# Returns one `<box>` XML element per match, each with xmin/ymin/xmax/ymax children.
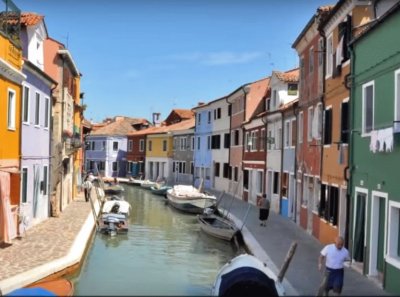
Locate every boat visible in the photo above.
<box><xmin>197</xmin><ymin>213</ymin><xmax>239</xmax><ymax>241</ymax></box>
<box><xmin>211</xmin><ymin>254</ymin><xmax>284</xmax><ymax>297</ymax></box>
<box><xmin>166</xmin><ymin>185</ymin><xmax>217</xmax><ymax>214</ymax></box>
<box><xmin>140</xmin><ymin>180</ymin><xmax>157</xmax><ymax>189</ymax></box>
<box><xmin>7</xmin><ymin>278</ymin><xmax>74</xmax><ymax>296</ymax></box>
<box><xmin>104</xmin><ymin>184</ymin><xmax>124</xmax><ymax>195</ymax></box>
<box><xmin>150</xmin><ymin>183</ymin><xmax>172</xmax><ymax>196</ymax></box>
<box><xmin>99</xmin><ymin>200</ymin><xmax>131</xmax><ymax>236</ymax></box>
<box><xmin>127</xmin><ymin>177</ymin><xmax>145</xmax><ymax>186</ymax></box>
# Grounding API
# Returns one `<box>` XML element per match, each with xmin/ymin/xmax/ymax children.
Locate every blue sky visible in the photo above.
<box><xmin>14</xmin><ymin>0</ymin><xmax>331</xmax><ymax>123</ymax></box>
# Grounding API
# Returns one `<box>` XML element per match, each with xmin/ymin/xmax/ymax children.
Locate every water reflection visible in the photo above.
<box><xmin>71</xmin><ymin>184</ymin><xmax>242</xmax><ymax>296</ymax></box>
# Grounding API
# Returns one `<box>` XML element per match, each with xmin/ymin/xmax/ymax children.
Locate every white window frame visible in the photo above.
<box><xmin>386</xmin><ymin>200</ymin><xmax>400</xmax><ymax>270</ymax></box>
<box><xmin>207</xmin><ymin>135</ymin><xmax>211</xmax><ymax>150</ymax></box>
<box><xmin>260</xmin><ymin>128</ymin><xmax>265</xmax><ymax>151</ymax></box>
<box><xmin>326</xmin><ymin>33</ymin><xmax>333</xmax><ymax>79</ymax></box>
<box><xmin>22</xmin><ymin>85</ymin><xmax>30</xmax><ymax>125</ymax></box>
<box><xmin>245</xmin><ymin>131</ymin><xmax>250</xmax><ymax>151</ymax></box>
<box><xmin>298</xmin><ymin>111</ymin><xmax>303</xmax><ymax>144</ymax></box>
<box><xmin>113</xmin><ymin>141</ymin><xmax>119</xmax><ymax>151</ymax></box>
<box><xmin>7</xmin><ymin>88</ymin><xmax>16</xmax><ymax>130</ymax></box>
<box><xmin>394</xmin><ymin>69</ymin><xmax>400</xmax><ymax>128</ymax></box>
<box><xmin>44</xmin><ymin>97</ymin><xmax>50</xmax><ymax>129</ymax></box>
<box><xmin>315</xmin><ymin>103</ymin><xmax>322</xmax><ymax>140</ymax></box>
<box><xmin>42</xmin><ymin>165</ymin><xmax>48</xmax><ymax>195</ymax></box>
<box><xmin>112</xmin><ymin>161</ymin><xmax>119</xmax><ymax>172</ymax></box>
<box><xmin>128</xmin><ymin>140</ymin><xmax>133</xmax><ymax>152</ymax></box>
<box><xmin>257</xmin><ymin>170</ymin><xmax>263</xmax><ymax>195</ymax></box>
<box><xmin>284</xmin><ymin>120</ymin><xmax>291</xmax><ymax>149</ymax></box>
<box><xmin>362</xmin><ymin>81</ymin><xmax>375</xmax><ymax>137</ymax></box>
<box><xmin>34</xmin><ymin>92</ymin><xmax>40</xmax><ymax>127</ymax></box>
<box><xmin>21</xmin><ymin>167</ymin><xmax>28</xmax><ymax>203</ymax></box>
<box><xmin>308</xmin><ymin>106</ymin><xmax>314</xmax><ymax>142</ymax></box>
<box><xmin>139</xmin><ymin>139</ymin><xmax>145</xmax><ymax>152</ymax></box>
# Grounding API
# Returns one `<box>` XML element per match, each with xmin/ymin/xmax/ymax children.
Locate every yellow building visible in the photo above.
<box><xmin>0</xmin><ymin>6</ymin><xmax>25</xmax><ymax>243</ymax></box>
<box><xmin>72</xmin><ymin>75</ymin><xmax>83</xmax><ymax>198</ymax></box>
<box><xmin>146</xmin><ymin>130</ymin><xmax>173</xmax><ymax>181</ymax></box>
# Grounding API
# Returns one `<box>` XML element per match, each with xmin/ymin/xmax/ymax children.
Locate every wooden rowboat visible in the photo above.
<box><xmin>197</xmin><ymin>213</ymin><xmax>239</xmax><ymax>241</ymax></box>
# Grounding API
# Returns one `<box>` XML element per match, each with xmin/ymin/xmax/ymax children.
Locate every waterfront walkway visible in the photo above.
<box><xmin>0</xmin><ymin>192</ymin><xmax>97</xmax><ymax>294</ymax></box>
<box><xmin>210</xmin><ymin>189</ymin><xmax>392</xmax><ymax>296</ymax></box>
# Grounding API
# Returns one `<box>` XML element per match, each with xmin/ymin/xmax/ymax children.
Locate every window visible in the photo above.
<box><xmin>44</xmin><ymin>98</ymin><xmax>49</xmax><ymax>128</ymax></box>
<box><xmin>234</xmin><ymin>167</ymin><xmax>238</xmax><ymax>182</ymax></box>
<box><xmin>257</xmin><ymin>171</ymin><xmax>263</xmax><ymax>194</ymax></box>
<box><xmin>298</xmin><ymin>112</ymin><xmax>303</xmax><ymax>144</ymax></box>
<box><xmin>309</xmin><ymin>47</ymin><xmax>314</xmax><ymax>73</ymax></box>
<box><xmin>214</xmin><ymin>162</ymin><xmax>220</xmax><ymax>177</ymax></box>
<box><xmin>98</xmin><ymin>161</ymin><xmax>105</xmax><ymax>171</ymax></box>
<box><xmin>163</xmin><ymin>140</ymin><xmax>167</xmax><ymax>151</ymax></box>
<box><xmin>208</xmin><ymin>111</ymin><xmax>211</xmax><ymax>123</ymax></box>
<box><xmin>318</xmin><ymin>38</ymin><xmax>324</xmax><ymax>66</ymax></box>
<box><xmin>319</xmin><ymin>185</ymin><xmax>339</xmax><ymax>226</ymax></box>
<box><xmin>284</xmin><ymin>121</ymin><xmax>291</xmax><ymax>148</ymax></box>
<box><xmin>211</xmin><ymin>134</ymin><xmax>221</xmax><ymax>149</ymax></box>
<box><xmin>273</xmin><ymin>172</ymin><xmax>279</xmax><ymax>194</ymax></box>
<box><xmin>326</xmin><ymin>34</ymin><xmax>333</xmax><ymax>77</ymax></box>
<box><xmin>139</xmin><ymin>139</ymin><xmax>145</xmax><ymax>152</ymax></box>
<box><xmin>276</xmin><ymin>127</ymin><xmax>281</xmax><ymax>150</ymax></box>
<box><xmin>173</xmin><ymin>138</ymin><xmax>178</xmax><ymax>151</ymax></box>
<box><xmin>22</xmin><ymin>86</ymin><xmax>29</xmax><ymax>124</ymax></box>
<box><xmin>190</xmin><ymin>162</ymin><xmax>194</xmax><ymax>174</ymax></box>
<box><xmin>216</xmin><ymin>108</ymin><xmax>221</xmax><ymax>119</ymax></box>
<box><xmin>260</xmin><ymin>129</ymin><xmax>265</xmax><ymax>151</ymax></box>
<box><xmin>251</xmin><ymin>131</ymin><xmax>258</xmax><ymax>151</ymax></box>
<box><xmin>7</xmin><ymin>89</ymin><xmax>16</xmax><ymax>130</ymax></box>
<box><xmin>387</xmin><ymin>201</ymin><xmax>400</xmax><ymax>268</ymax></box>
<box><xmin>42</xmin><ymin>166</ymin><xmax>48</xmax><ymax>195</ymax></box>
<box><xmin>233</xmin><ymin>130</ymin><xmax>239</xmax><ymax>146</ymax></box>
<box><xmin>315</xmin><ymin>103</ymin><xmax>322</xmax><ymax>140</ymax></box>
<box><xmin>223</xmin><ymin>163</ymin><xmax>230</xmax><ymax>179</ymax></box>
<box><xmin>272</xmin><ymin>90</ymin><xmax>277</xmax><ymax>109</ymax></box>
<box><xmin>324</xmin><ymin>108</ymin><xmax>333</xmax><ymax>145</ymax></box>
<box><xmin>224</xmin><ymin>133</ymin><xmax>230</xmax><ymax>148</ymax></box>
<box><xmin>128</xmin><ymin>140</ymin><xmax>133</xmax><ymax>152</ymax></box>
<box><xmin>395</xmin><ymin>69</ymin><xmax>400</xmax><ymax>127</ymax></box>
<box><xmin>245</xmin><ymin>132</ymin><xmax>250</xmax><ymax>151</ymax></box>
<box><xmin>112</xmin><ymin>162</ymin><xmax>118</xmax><ymax>172</ymax></box>
<box><xmin>288</xmin><ymin>84</ymin><xmax>298</xmax><ymax>96</ymax></box>
<box><xmin>207</xmin><ymin>135</ymin><xmax>211</xmax><ymax>150</ymax></box>
<box><xmin>191</xmin><ymin>136</ymin><xmax>195</xmax><ymax>150</ymax></box>
<box><xmin>362</xmin><ymin>81</ymin><xmax>374</xmax><ymax>135</ymax></box>
<box><xmin>341</xmin><ymin>100</ymin><xmax>349</xmax><ymax>143</ymax></box>
<box><xmin>197</xmin><ymin>137</ymin><xmax>200</xmax><ymax>150</ymax></box>
<box><xmin>282</xmin><ymin>172</ymin><xmax>288</xmax><ymax>197</ymax></box>
<box><xmin>113</xmin><ymin>141</ymin><xmax>118</xmax><ymax>151</ymax></box>
<box><xmin>180</xmin><ymin>137</ymin><xmax>187</xmax><ymax>151</ymax></box>
<box><xmin>21</xmin><ymin>168</ymin><xmax>28</xmax><ymax>203</ymax></box>
<box><xmin>267</xmin><ymin>129</ymin><xmax>273</xmax><ymax>150</ymax></box>
<box><xmin>308</xmin><ymin>107</ymin><xmax>313</xmax><ymax>142</ymax></box>
<box><xmin>243</xmin><ymin>170</ymin><xmax>249</xmax><ymax>190</ymax></box>
<box><xmin>206</xmin><ymin>168</ymin><xmax>211</xmax><ymax>180</ymax></box>
<box><xmin>197</xmin><ymin>113</ymin><xmax>201</xmax><ymax>125</ymax></box>
<box><xmin>228</xmin><ymin>105</ymin><xmax>232</xmax><ymax>116</ymax></box>
<box><xmin>266</xmin><ymin>98</ymin><xmax>270</xmax><ymax>111</ymax></box>
<box><xmin>102</xmin><ymin>141</ymin><xmax>106</xmax><ymax>151</ymax></box>
<box><xmin>291</xmin><ymin>119</ymin><xmax>297</xmax><ymax>146</ymax></box>
<box><xmin>148</xmin><ymin>140</ymin><xmax>152</xmax><ymax>151</ymax></box>
<box><xmin>35</xmin><ymin>92</ymin><xmax>40</xmax><ymax>126</ymax></box>
<box><xmin>90</xmin><ymin>141</ymin><xmax>95</xmax><ymax>151</ymax></box>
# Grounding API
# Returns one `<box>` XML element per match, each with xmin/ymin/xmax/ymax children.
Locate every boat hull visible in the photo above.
<box><xmin>166</xmin><ymin>192</ymin><xmax>216</xmax><ymax>214</ymax></box>
<box><xmin>197</xmin><ymin>214</ymin><xmax>238</xmax><ymax>241</ymax></box>
<box><xmin>6</xmin><ymin>279</ymin><xmax>74</xmax><ymax>296</ymax></box>
<box><xmin>150</xmin><ymin>186</ymin><xmax>172</xmax><ymax>196</ymax></box>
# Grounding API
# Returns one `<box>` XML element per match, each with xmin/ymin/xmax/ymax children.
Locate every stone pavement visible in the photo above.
<box><xmin>0</xmin><ymin>192</ymin><xmax>95</xmax><ymax>294</ymax></box>
<box><xmin>209</xmin><ymin>188</ymin><xmax>392</xmax><ymax>296</ymax></box>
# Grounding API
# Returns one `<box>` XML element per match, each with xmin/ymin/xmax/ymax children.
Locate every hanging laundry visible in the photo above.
<box><xmin>369</xmin><ymin>130</ymin><xmax>378</xmax><ymax>153</ymax></box>
<box><xmin>380</xmin><ymin>127</ymin><xmax>394</xmax><ymax>152</ymax></box>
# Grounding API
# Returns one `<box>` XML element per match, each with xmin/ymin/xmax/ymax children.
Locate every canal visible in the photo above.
<box><xmin>70</xmin><ymin>184</ymin><xmax>243</xmax><ymax>295</ymax></box>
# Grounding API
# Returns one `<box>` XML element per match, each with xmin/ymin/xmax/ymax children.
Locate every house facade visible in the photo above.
<box><xmin>146</xmin><ymin>131</ymin><xmax>172</xmax><ymax>182</ymax></box>
<box><xmin>126</xmin><ymin>132</ymin><xmax>146</xmax><ymax>178</ymax></box>
<box><xmin>172</xmin><ymin>125</ymin><xmax>195</xmax><ymax>185</ymax></box>
<box><xmin>350</xmin><ymin>2</ymin><xmax>400</xmax><ymax>293</ymax></box>
<box><xmin>292</xmin><ymin>6</ymin><xmax>331</xmax><ymax>235</ymax></box>
<box><xmin>20</xmin><ymin>13</ymin><xmax>56</xmax><ymax>228</ymax></box>
<box><xmin>0</xmin><ymin>1</ymin><xmax>24</xmax><ymax>243</ymax></box>
<box><xmin>319</xmin><ymin>0</ymin><xmax>374</xmax><ymax>245</ymax></box>
<box><xmin>265</xmin><ymin>69</ymin><xmax>299</xmax><ymax>213</ymax></box>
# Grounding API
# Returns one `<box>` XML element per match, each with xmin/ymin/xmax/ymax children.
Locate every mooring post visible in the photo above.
<box><xmin>277</xmin><ymin>241</ymin><xmax>298</xmax><ymax>283</ymax></box>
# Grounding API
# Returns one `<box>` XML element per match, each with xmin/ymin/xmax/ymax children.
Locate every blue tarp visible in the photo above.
<box><xmin>6</xmin><ymin>287</ymin><xmax>57</xmax><ymax>296</ymax></box>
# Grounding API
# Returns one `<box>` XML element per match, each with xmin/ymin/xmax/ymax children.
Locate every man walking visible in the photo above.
<box><xmin>82</xmin><ymin>176</ymin><xmax>93</xmax><ymax>202</ymax></box>
<box><xmin>318</xmin><ymin>236</ymin><xmax>350</xmax><ymax>296</ymax></box>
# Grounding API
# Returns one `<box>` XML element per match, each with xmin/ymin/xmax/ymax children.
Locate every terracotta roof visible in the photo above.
<box><xmin>245</xmin><ymin>76</ymin><xmax>270</xmax><ymax>121</ymax></box>
<box><xmin>274</xmin><ymin>68</ymin><xmax>299</xmax><ymax>83</ymax></box>
<box><xmin>3</xmin><ymin>12</ymin><xmax>44</xmax><ymax>26</ymax></box>
<box><xmin>171</xmin><ymin>109</ymin><xmax>194</xmax><ymax>119</ymax></box>
<box><xmin>91</xmin><ymin>117</ymin><xmax>149</xmax><ymax>136</ymax></box>
<box><xmin>129</xmin><ymin>118</ymin><xmax>195</xmax><ymax>136</ymax></box>
<box><xmin>280</xmin><ymin>98</ymin><xmax>299</xmax><ymax>111</ymax></box>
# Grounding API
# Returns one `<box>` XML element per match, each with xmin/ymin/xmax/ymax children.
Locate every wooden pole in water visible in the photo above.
<box><xmin>277</xmin><ymin>241</ymin><xmax>297</xmax><ymax>283</ymax></box>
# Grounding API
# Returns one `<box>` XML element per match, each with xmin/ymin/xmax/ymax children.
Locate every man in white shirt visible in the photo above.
<box><xmin>82</xmin><ymin>177</ymin><xmax>93</xmax><ymax>202</ymax></box>
<box><xmin>318</xmin><ymin>236</ymin><xmax>350</xmax><ymax>296</ymax></box>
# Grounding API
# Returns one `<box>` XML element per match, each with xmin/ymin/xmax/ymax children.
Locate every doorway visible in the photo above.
<box><xmin>353</xmin><ymin>188</ymin><xmax>367</xmax><ymax>273</ymax></box>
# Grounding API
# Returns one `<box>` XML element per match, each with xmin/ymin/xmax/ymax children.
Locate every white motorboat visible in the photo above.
<box><xmin>140</xmin><ymin>180</ymin><xmax>157</xmax><ymax>189</ymax></box>
<box><xmin>166</xmin><ymin>185</ymin><xmax>217</xmax><ymax>214</ymax></box>
<box><xmin>211</xmin><ymin>254</ymin><xmax>284</xmax><ymax>297</ymax></box>
<box><xmin>99</xmin><ymin>200</ymin><xmax>131</xmax><ymax>236</ymax></box>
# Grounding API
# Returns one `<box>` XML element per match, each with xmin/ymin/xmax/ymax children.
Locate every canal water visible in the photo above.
<box><xmin>70</xmin><ymin>184</ymin><xmax>243</xmax><ymax>295</ymax></box>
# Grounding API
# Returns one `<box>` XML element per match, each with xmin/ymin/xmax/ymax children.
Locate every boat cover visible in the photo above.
<box><xmin>7</xmin><ymin>288</ymin><xmax>56</xmax><ymax>296</ymax></box>
<box><xmin>218</xmin><ymin>266</ymin><xmax>278</xmax><ymax>297</ymax></box>
<box><xmin>102</xmin><ymin>201</ymin><xmax>131</xmax><ymax>214</ymax></box>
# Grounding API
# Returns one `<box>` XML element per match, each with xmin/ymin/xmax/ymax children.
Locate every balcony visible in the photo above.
<box><xmin>0</xmin><ymin>0</ymin><xmax>21</xmax><ymax>46</ymax></box>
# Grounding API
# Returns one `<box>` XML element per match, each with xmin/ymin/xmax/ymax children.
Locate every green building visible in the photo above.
<box><xmin>349</xmin><ymin>2</ymin><xmax>400</xmax><ymax>294</ymax></box>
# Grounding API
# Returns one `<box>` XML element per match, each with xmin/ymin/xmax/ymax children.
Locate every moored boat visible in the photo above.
<box><xmin>211</xmin><ymin>254</ymin><xmax>284</xmax><ymax>297</ymax></box>
<box><xmin>140</xmin><ymin>180</ymin><xmax>157</xmax><ymax>189</ymax></box>
<box><xmin>166</xmin><ymin>185</ymin><xmax>217</xmax><ymax>214</ymax></box>
<box><xmin>99</xmin><ymin>200</ymin><xmax>131</xmax><ymax>236</ymax></box>
<box><xmin>104</xmin><ymin>184</ymin><xmax>124</xmax><ymax>195</ymax></box>
<box><xmin>197</xmin><ymin>213</ymin><xmax>239</xmax><ymax>241</ymax></box>
<box><xmin>150</xmin><ymin>185</ymin><xmax>172</xmax><ymax>196</ymax></box>
<box><xmin>7</xmin><ymin>278</ymin><xmax>74</xmax><ymax>296</ymax></box>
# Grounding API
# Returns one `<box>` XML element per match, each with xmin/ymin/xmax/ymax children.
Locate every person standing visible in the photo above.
<box><xmin>258</xmin><ymin>194</ymin><xmax>270</xmax><ymax>227</ymax></box>
<box><xmin>318</xmin><ymin>236</ymin><xmax>350</xmax><ymax>296</ymax></box>
<box><xmin>82</xmin><ymin>176</ymin><xmax>93</xmax><ymax>202</ymax></box>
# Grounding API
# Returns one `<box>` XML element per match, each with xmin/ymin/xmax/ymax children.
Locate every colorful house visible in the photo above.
<box><xmin>242</xmin><ymin>77</ymin><xmax>270</xmax><ymax>205</ymax></box>
<box><xmin>85</xmin><ymin>116</ymin><xmax>149</xmax><ymax>177</ymax></box>
<box><xmin>44</xmin><ymin>37</ymin><xmax>80</xmax><ymax>215</ymax></box>
<box><xmin>350</xmin><ymin>2</ymin><xmax>400</xmax><ymax>293</ymax></box>
<box><xmin>0</xmin><ymin>0</ymin><xmax>24</xmax><ymax>244</ymax></box>
<box><xmin>265</xmin><ymin>69</ymin><xmax>299</xmax><ymax>213</ymax></box>
<box><xmin>19</xmin><ymin>13</ymin><xmax>56</xmax><ymax>229</ymax></box>
<box><xmin>319</xmin><ymin>0</ymin><xmax>374</xmax><ymax>245</ymax></box>
<box><xmin>292</xmin><ymin>6</ymin><xmax>332</xmax><ymax>233</ymax></box>
<box><xmin>172</xmin><ymin>122</ymin><xmax>195</xmax><ymax>185</ymax></box>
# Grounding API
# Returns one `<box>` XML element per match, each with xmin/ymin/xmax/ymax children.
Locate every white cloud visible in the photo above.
<box><xmin>169</xmin><ymin>51</ymin><xmax>264</xmax><ymax>65</ymax></box>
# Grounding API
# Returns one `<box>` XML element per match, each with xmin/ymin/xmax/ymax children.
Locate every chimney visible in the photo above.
<box><xmin>152</xmin><ymin>112</ymin><xmax>161</xmax><ymax>127</ymax></box>
<box><xmin>197</xmin><ymin>102</ymin><xmax>205</xmax><ymax>106</ymax></box>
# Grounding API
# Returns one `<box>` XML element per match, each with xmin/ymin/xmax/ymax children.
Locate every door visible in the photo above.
<box><xmin>353</xmin><ymin>192</ymin><xmax>366</xmax><ymax>267</ymax></box>
<box><xmin>369</xmin><ymin>193</ymin><xmax>386</xmax><ymax>279</ymax></box>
